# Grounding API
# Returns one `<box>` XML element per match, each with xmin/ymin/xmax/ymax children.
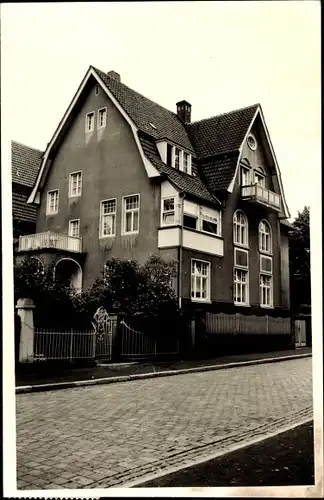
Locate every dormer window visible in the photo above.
<box><xmin>157</xmin><ymin>141</ymin><xmax>192</xmax><ymax>174</ymax></box>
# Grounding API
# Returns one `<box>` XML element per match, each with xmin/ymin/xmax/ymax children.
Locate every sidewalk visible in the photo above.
<box><xmin>16</xmin><ymin>347</ymin><xmax>311</xmax><ymax>393</ymax></box>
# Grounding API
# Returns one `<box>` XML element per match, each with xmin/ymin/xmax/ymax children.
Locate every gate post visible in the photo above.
<box><xmin>16</xmin><ymin>298</ymin><xmax>35</xmax><ymax>363</ymax></box>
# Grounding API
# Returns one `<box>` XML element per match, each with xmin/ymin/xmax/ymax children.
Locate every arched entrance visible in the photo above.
<box><xmin>54</xmin><ymin>258</ymin><xmax>82</xmax><ymax>292</ymax></box>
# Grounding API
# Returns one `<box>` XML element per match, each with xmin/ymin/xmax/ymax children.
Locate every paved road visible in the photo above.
<box><xmin>16</xmin><ymin>357</ymin><xmax>313</xmax><ymax>489</ymax></box>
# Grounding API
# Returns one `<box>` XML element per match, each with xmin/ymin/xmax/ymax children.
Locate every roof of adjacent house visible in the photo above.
<box><xmin>12</xmin><ymin>190</ymin><xmax>37</xmax><ymax>223</ymax></box>
<box><xmin>11</xmin><ymin>141</ymin><xmax>43</xmax><ymax>188</ymax></box>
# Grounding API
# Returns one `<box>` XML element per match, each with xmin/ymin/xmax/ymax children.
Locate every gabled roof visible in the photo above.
<box><xmin>139</xmin><ymin>133</ymin><xmax>220</xmax><ymax>205</ymax></box>
<box><xmin>187</xmin><ymin>104</ymin><xmax>259</xmax><ymax>159</ymax></box>
<box><xmin>11</xmin><ymin>141</ymin><xmax>43</xmax><ymax>188</ymax></box>
<box><xmin>27</xmin><ymin>65</ymin><xmax>289</xmax><ymax>217</ymax></box>
<box><xmin>93</xmin><ymin>67</ymin><xmax>194</xmax><ymax>153</ymax></box>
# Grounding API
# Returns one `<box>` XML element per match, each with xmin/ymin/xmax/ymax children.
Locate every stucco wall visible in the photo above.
<box><xmin>36</xmin><ymin>81</ymin><xmax>160</xmax><ymax>289</ymax></box>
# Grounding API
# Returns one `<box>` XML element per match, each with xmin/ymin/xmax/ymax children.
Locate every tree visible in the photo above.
<box><xmin>289</xmin><ymin>206</ymin><xmax>311</xmax><ymax>311</ymax></box>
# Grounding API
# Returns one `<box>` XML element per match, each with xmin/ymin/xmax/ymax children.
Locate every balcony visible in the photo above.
<box><xmin>18</xmin><ymin>231</ymin><xmax>82</xmax><ymax>253</ymax></box>
<box><xmin>241</xmin><ymin>184</ymin><xmax>281</xmax><ymax>212</ymax></box>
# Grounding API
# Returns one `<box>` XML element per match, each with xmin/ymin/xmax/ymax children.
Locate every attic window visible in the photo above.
<box><xmin>149</xmin><ymin>122</ymin><xmax>157</xmax><ymax>130</ymax></box>
<box><xmin>95</xmin><ymin>84</ymin><xmax>100</xmax><ymax>96</ymax></box>
<box><xmin>247</xmin><ymin>133</ymin><xmax>257</xmax><ymax>151</ymax></box>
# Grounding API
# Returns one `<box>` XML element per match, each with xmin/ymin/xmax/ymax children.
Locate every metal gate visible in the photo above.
<box><xmin>92</xmin><ymin>307</ymin><xmax>117</xmax><ymax>361</ymax></box>
<box><xmin>294</xmin><ymin>319</ymin><xmax>306</xmax><ymax>348</ymax></box>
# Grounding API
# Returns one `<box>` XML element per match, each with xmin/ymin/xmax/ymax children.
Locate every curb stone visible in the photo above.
<box><xmin>16</xmin><ymin>352</ymin><xmax>312</xmax><ymax>394</ymax></box>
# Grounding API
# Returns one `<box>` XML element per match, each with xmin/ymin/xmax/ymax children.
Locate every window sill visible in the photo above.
<box><xmin>99</xmin><ymin>235</ymin><xmax>115</xmax><ymax>239</ymax></box>
<box><xmin>234</xmin><ymin>243</ymin><xmax>249</xmax><ymax>250</ymax></box>
<box><xmin>234</xmin><ymin>302</ymin><xmax>251</xmax><ymax>307</ymax></box>
<box><xmin>85</xmin><ymin>129</ymin><xmax>94</xmax><ymax>134</ymax></box>
<box><xmin>121</xmin><ymin>231</ymin><xmax>139</xmax><ymax>236</ymax></box>
<box><xmin>97</xmin><ymin>126</ymin><xmax>106</xmax><ymax>130</ymax></box>
<box><xmin>260</xmin><ymin>305</ymin><xmax>274</xmax><ymax>309</ymax></box>
<box><xmin>46</xmin><ymin>212</ymin><xmax>58</xmax><ymax>216</ymax></box>
<box><xmin>259</xmin><ymin>250</ymin><xmax>273</xmax><ymax>256</ymax></box>
<box><xmin>191</xmin><ymin>299</ymin><xmax>212</xmax><ymax>304</ymax></box>
<box><xmin>68</xmin><ymin>194</ymin><xmax>82</xmax><ymax>199</ymax></box>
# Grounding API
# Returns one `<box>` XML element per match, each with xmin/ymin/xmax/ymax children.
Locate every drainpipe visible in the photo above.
<box><xmin>178</xmin><ymin>192</ymin><xmax>186</xmax><ymax>309</ymax></box>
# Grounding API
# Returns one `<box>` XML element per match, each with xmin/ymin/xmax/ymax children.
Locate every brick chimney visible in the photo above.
<box><xmin>107</xmin><ymin>70</ymin><xmax>121</xmax><ymax>82</ymax></box>
<box><xmin>176</xmin><ymin>100</ymin><xmax>191</xmax><ymax>123</ymax></box>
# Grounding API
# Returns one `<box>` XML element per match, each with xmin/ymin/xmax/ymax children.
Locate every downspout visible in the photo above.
<box><xmin>178</xmin><ymin>191</ymin><xmax>186</xmax><ymax>308</ymax></box>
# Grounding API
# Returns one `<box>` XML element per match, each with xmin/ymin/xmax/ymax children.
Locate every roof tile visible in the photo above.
<box><xmin>11</xmin><ymin>141</ymin><xmax>43</xmax><ymax>188</ymax></box>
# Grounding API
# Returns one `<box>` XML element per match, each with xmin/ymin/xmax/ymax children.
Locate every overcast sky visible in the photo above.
<box><xmin>2</xmin><ymin>1</ymin><xmax>321</xmax><ymax>220</ymax></box>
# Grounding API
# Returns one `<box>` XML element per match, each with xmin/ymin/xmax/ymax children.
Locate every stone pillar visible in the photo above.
<box><xmin>16</xmin><ymin>298</ymin><xmax>35</xmax><ymax>363</ymax></box>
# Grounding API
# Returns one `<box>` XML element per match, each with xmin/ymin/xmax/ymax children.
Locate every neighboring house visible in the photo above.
<box><xmin>17</xmin><ymin>65</ymin><xmax>292</xmax><ymax>321</ymax></box>
<box><xmin>12</xmin><ymin>141</ymin><xmax>43</xmax><ymax>248</ymax></box>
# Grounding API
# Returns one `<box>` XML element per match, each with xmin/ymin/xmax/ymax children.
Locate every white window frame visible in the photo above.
<box><xmin>260</xmin><ymin>273</ymin><xmax>273</xmax><ymax>308</ymax></box>
<box><xmin>241</xmin><ymin>166</ymin><xmax>251</xmax><ymax>186</ymax></box>
<box><xmin>46</xmin><ymin>189</ymin><xmax>59</xmax><ymax>215</ymax></box>
<box><xmin>191</xmin><ymin>259</ymin><xmax>211</xmax><ymax>302</ymax></box>
<box><xmin>254</xmin><ymin>171</ymin><xmax>265</xmax><ymax>187</ymax></box>
<box><xmin>100</xmin><ymin>198</ymin><xmax>117</xmax><ymax>238</ymax></box>
<box><xmin>233</xmin><ymin>268</ymin><xmax>250</xmax><ymax>306</ymax></box>
<box><xmin>85</xmin><ymin>111</ymin><xmax>95</xmax><ymax>133</ymax></box>
<box><xmin>183</xmin><ymin>152</ymin><xmax>190</xmax><ymax>174</ymax></box>
<box><xmin>95</xmin><ymin>84</ymin><xmax>100</xmax><ymax>96</ymax></box>
<box><xmin>259</xmin><ymin>219</ymin><xmax>272</xmax><ymax>254</ymax></box>
<box><xmin>69</xmin><ymin>171</ymin><xmax>82</xmax><ymax>198</ymax></box>
<box><xmin>234</xmin><ymin>247</ymin><xmax>249</xmax><ymax>269</ymax></box>
<box><xmin>122</xmin><ymin>194</ymin><xmax>140</xmax><ymax>235</ymax></box>
<box><xmin>260</xmin><ymin>254</ymin><xmax>273</xmax><ymax>274</ymax></box>
<box><xmin>69</xmin><ymin>219</ymin><xmax>80</xmax><ymax>238</ymax></box>
<box><xmin>233</xmin><ymin>210</ymin><xmax>248</xmax><ymax>247</ymax></box>
<box><xmin>97</xmin><ymin>107</ymin><xmax>107</xmax><ymax>129</ymax></box>
<box><xmin>161</xmin><ymin>197</ymin><xmax>176</xmax><ymax>226</ymax></box>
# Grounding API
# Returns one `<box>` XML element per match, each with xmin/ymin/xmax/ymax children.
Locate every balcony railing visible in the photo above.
<box><xmin>241</xmin><ymin>184</ymin><xmax>281</xmax><ymax>211</ymax></box>
<box><xmin>18</xmin><ymin>231</ymin><xmax>82</xmax><ymax>253</ymax></box>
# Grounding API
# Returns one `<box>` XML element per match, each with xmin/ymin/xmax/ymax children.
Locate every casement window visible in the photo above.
<box><xmin>183</xmin><ymin>214</ymin><xmax>197</xmax><ymax>230</ymax></box>
<box><xmin>259</xmin><ymin>220</ymin><xmax>272</xmax><ymax>253</ymax></box>
<box><xmin>100</xmin><ymin>199</ymin><xmax>116</xmax><ymax>237</ymax></box>
<box><xmin>233</xmin><ymin>247</ymin><xmax>249</xmax><ymax>305</ymax></box>
<box><xmin>97</xmin><ymin>107</ymin><xmax>107</xmax><ymax>129</ymax></box>
<box><xmin>69</xmin><ymin>171</ymin><xmax>82</xmax><ymax>197</ymax></box>
<box><xmin>85</xmin><ymin>111</ymin><xmax>95</xmax><ymax>132</ymax></box>
<box><xmin>174</xmin><ymin>148</ymin><xmax>181</xmax><ymax>170</ymax></box>
<box><xmin>164</xmin><ymin>142</ymin><xmax>191</xmax><ymax>174</ymax></box>
<box><xmin>47</xmin><ymin>190</ymin><xmax>59</xmax><ymax>215</ymax></box>
<box><xmin>162</xmin><ymin>197</ymin><xmax>175</xmax><ymax>225</ymax></box>
<box><xmin>166</xmin><ymin>144</ymin><xmax>173</xmax><ymax>167</ymax></box>
<box><xmin>233</xmin><ymin>210</ymin><xmax>248</xmax><ymax>246</ymax></box>
<box><xmin>183</xmin><ymin>152</ymin><xmax>189</xmax><ymax>174</ymax></box>
<box><xmin>254</xmin><ymin>172</ymin><xmax>265</xmax><ymax>187</ymax></box>
<box><xmin>123</xmin><ymin>194</ymin><xmax>140</xmax><ymax>234</ymax></box>
<box><xmin>191</xmin><ymin>260</ymin><xmax>210</xmax><ymax>301</ymax></box>
<box><xmin>241</xmin><ymin>166</ymin><xmax>251</xmax><ymax>186</ymax></box>
<box><xmin>260</xmin><ymin>274</ymin><xmax>273</xmax><ymax>307</ymax></box>
<box><xmin>69</xmin><ymin>219</ymin><xmax>80</xmax><ymax>238</ymax></box>
<box><xmin>234</xmin><ymin>268</ymin><xmax>249</xmax><ymax>305</ymax></box>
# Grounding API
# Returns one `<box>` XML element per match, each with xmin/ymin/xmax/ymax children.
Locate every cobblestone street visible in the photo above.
<box><xmin>16</xmin><ymin>357</ymin><xmax>313</xmax><ymax>489</ymax></box>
